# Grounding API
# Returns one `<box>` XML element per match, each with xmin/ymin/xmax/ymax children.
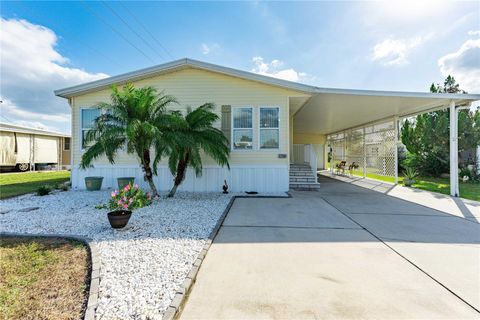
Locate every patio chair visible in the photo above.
<box><xmin>348</xmin><ymin>162</ymin><xmax>359</xmax><ymax>176</ymax></box>
<box><xmin>334</xmin><ymin>161</ymin><xmax>347</xmax><ymax>175</ymax></box>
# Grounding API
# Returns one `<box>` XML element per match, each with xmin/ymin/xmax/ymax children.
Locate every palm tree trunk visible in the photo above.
<box><xmin>142</xmin><ymin>149</ymin><xmax>158</xmax><ymax>197</ymax></box>
<box><xmin>168</xmin><ymin>155</ymin><xmax>188</xmax><ymax>197</ymax></box>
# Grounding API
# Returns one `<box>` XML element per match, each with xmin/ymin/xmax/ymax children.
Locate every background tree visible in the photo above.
<box><xmin>156</xmin><ymin>103</ymin><xmax>230</xmax><ymax>197</ymax></box>
<box><xmin>430</xmin><ymin>75</ymin><xmax>467</xmax><ymax>94</ymax></box>
<box><xmin>401</xmin><ymin>75</ymin><xmax>479</xmax><ymax>176</ymax></box>
<box><xmin>80</xmin><ymin>84</ymin><xmax>177</xmax><ymax>197</ymax></box>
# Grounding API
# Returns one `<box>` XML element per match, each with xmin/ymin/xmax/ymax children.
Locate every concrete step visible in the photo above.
<box><xmin>290</xmin><ymin>171</ymin><xmax>313</xmax><ymax>177</ymax></box>
<box><xmin>290</xmin><ymin>166</ymin><xmax>312</xmax><ymax>171</ymax></box>
<box><xmin>289</xmin><ymin>182</ymin><xmax>321</xmax><ymax>190</ymax></box>
<box><xmin>290</xmin><ymin>177</ymin><xmax>317</xmax><ymax>182</ymax></box>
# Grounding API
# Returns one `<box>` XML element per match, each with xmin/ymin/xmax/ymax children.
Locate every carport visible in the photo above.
<box><xmin>291</xmin><ymin>89</ymin><xmax>480</xmax><ymax>196</ymax></box>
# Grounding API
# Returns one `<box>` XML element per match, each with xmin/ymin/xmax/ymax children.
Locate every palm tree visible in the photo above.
<box><xmin>159</xmin><ymin>103</ymin><xmax>230</xmax><ymax>197</ymax></box>
<box><xmin>80</xmin><ymin>84</ymin><xmax>177</xmax><ymax>197</ymax></box>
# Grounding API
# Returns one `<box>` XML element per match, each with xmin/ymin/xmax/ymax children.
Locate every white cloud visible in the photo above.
<box><xmin>250</xmin><ymin>57</ymin><xmax>311</xmax><ymax>83</ymax></box>
<box><xmin>372</xmin><ymin>36</ymin><xmax>426</xmax><ymax>66</ymax></box>
<box><xmin>1</xmin><ymin>98</ymin><xmax>70</xmax><ymax>122</ymax></box>
<box><xmin>201</xmin><ymin>43</ymin><xmax>220</xmax><ymax>55</ymax></box>
<box><xmin>467</xmin><ymin>30</ymin><xmax>480</xmax><ymax>36</ymax></box>
<box><xmin>438</xmin><ymin>38</ymin><xmax>480</xmax><ymax>93</ymax></box>
<box><xmin>0</xmin><ymin>18</ymin><xmax>108</xmax><ymax>133</ymax></box>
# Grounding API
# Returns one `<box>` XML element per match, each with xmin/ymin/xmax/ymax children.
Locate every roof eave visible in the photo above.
<box><xmin>313</xmin><ymin>87</ymin><xmax>480</xmax><ymax>102</ymax></box>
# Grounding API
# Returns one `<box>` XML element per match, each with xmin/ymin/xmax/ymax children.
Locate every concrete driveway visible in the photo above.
<box><xmin>180</xmin><ymin>176</ymin><xmax>480</xmax><ymax>319</ymax></box>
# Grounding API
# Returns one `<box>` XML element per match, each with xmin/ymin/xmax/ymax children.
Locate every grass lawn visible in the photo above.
<box><xmin>0</xmin><ymin>171</ymin><xmax>70</xmax><ymax>199</ymax></box>
<box><xmin>350</xmin><ymin>171</ymin><xmax>480</xmax><ymax>201</ymax></box>
<box><xmin>327</xmin><ymin>164</ymin><xmax>479</xmax><ymax>201</ymax></box>
<box><xmin>0</xmin><ymin>236</ymin><xmax>89</xmax><ymax>320</ymax></box>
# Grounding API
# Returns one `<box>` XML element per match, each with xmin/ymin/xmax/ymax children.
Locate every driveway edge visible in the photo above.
<box><xmin>0</xmin><ymin>232</ymin><xmax>100</xmax><ymax>320</ymax></box>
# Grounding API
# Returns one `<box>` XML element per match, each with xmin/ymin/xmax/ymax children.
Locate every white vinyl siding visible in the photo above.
<box><xmin>81</xmin><ymin>108</ymin><xmax>100</xmax><ymax>149</ymax></box>
<box><xmin>259</xmin><ymin>107</ymin><xmax>279</xmax><ymax>149</ymax></box>
<box><xmin>232</xmin><ymin>107</ymin><xmax>253</xmax><ymax>150</ymax></box>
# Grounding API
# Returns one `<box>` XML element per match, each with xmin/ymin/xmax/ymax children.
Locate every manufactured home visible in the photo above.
<box><xmin>55</xmin><ymin>58</ymin><xmax>479</xmax><ymax>195</ymax></box>
<box><xmin>0</xmin><ymin>122</ymin><xmax>71</xmax><ymax>171</ymax></box>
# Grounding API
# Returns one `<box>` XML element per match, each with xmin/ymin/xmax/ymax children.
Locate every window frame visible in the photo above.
<box><xmin>64</xmin><ymin>137</ymin><xmax>71</xmax><ymax>151</ymax></box>
<box><xmin>258</xmin><ymin>106</ymin><xmax>280</xmax><ymax>150</ymax></box>
<box><xmin>231</xmin><ymin>106</ymin><xmax>254</xmax><ymax>151</ymax></box>
<box><xmin>80</xmin><ymin>107</ymin><xmax>101</xmax><ymax>151</ymax></box>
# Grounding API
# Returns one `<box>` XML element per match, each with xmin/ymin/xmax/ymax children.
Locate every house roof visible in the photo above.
<box><xmin>0</xmin><ymin>122</ymin><xmax>70</xmax><ymax>138</ymax></box>
<box><xmin>54</xmin><ymin>58</ymin><xmax>480</xmax><ymax>102</ymax></box>
<box><xmin>54</xmin><ymin>58</ymin><xmax>317</xmax><ymax>98</ymax></box>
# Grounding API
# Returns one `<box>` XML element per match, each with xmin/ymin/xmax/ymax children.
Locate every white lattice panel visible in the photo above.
<box><xmin>327</xmin><ymin>120</ymin><xmax>396</xmax><ymax>179</ymax></box>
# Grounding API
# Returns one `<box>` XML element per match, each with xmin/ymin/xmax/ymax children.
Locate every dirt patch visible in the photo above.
<box><xmin>0</xmin><ymin>236</ymin><xmax>90</xmax><ymax>320</ymax></box>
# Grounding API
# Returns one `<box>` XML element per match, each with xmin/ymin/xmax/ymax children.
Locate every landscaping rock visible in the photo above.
<box><xmin>0</xmin><ymin>190</ymin><xmax>234</xmax><ymax>319</ymax></box>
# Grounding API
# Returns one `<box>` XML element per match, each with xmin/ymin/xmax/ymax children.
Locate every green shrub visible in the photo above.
<box><xmin>56</xmin><ymin>183</ymin><xmax>69</xmax><ymax>191</ymax></box>
<box><xmin>36</xmin><ymin>185</ymin><xmax>52</xmax><ymax>196</ymax></box>
<box><xmin>404</xmin><ymin>167</ymin><xmax>418</xmax><ymax>181</ymax></box>
<box><xmin>459</xmin><ymin>166</ymin><xmax>479</xmax><ymax>182</ymax></box>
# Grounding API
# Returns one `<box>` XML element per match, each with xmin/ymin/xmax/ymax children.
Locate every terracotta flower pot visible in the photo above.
<box><xmin>85</xmin><ymin>176</ymin><xmax>103</xmax><ymax>191</ymax></box>
<box><xmin>107</xmin><ymin>210</ymin><xmax>132</xmax><ymax>229</ymax></box>
<box><xmin>117</xmin><ymin>177</ymin><xmax>135</xmax><ymax>189</ymax></box>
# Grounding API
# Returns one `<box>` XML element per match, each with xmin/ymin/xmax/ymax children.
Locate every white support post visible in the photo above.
<box><xmin>394</xmin><ymin>116</ymin><xmax>399</xmax><ymax>184</ymax></box>
<box><xmin>449</xmin><ymin>100</ymin><xmax>459</xmax><ymax>197</ymax></box>
<box><xmin>363</xmin><ymin>127</ymin><xmax>366</xmax><ymax>178</ymax></box>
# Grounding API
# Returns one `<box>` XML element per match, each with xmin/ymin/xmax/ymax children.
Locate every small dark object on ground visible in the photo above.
<box><xmin>222</xmin><ymin>180</ymin><xmax>229</xmax><ymax>194</ymax></box>
<box><xmin>18</xmin><ymin>207</ymin><xmax>40</xmax><ymax>212</ymax></box>
<box><xmin>107</xmin><ymin>210</ymin><xmax>132</xmax><ymax>229</ymax></box>
<box><xmin>245</xmin><ymin>191</ymin><xmax>258</xmax><ymax>195</ymax></box>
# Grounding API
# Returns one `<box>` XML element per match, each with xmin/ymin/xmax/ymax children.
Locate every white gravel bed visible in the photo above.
<box><xmin>0</xmin><ymin>189</ymin><xmax>236</xmax><ymax>320</ymax></box>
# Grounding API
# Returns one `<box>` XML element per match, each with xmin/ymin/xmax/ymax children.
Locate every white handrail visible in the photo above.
<box><xmin>308</xmin><ymin>144</ymin><xmax>317</xmax><ymax>176</ymax></box>
<box><xmin>293</xmin><ymin>144</ymin><xmax>317</xmax><ymax>176</ymax></box>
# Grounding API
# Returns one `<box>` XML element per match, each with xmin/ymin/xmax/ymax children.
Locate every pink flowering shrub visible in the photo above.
<box><xmin>108</xmin><ymin>183</ymin><xmax>152</xmax><ymax>211</ymax></box>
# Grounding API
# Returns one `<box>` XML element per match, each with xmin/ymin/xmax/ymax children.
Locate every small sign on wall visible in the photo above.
<box><xmin>278</xmin><ymin>153</ymin><xmax>287</xmax><ymax>159</ymax></box>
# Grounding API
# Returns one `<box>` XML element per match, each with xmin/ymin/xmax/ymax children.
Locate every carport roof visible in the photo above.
<box><xmin>293</xmin><ymin>90</ymin><xmax>480</xmax><ymax>135</ymax></box>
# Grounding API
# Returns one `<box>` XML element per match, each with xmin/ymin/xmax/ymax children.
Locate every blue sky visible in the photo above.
<box><xmin>1</xmin><ymin>1</ymin><xmax>479</xmax><ymax>133</ymax></box>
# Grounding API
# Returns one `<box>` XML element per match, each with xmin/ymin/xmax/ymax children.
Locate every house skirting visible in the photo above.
<box><xmin>71</xmin><ymin>165</ymin><xmax>289</xmax><ymax>193</ymax></box>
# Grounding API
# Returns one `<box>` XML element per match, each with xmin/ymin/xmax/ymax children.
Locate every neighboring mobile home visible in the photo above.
<box><xmin>0</xmin><ymin>122</ymin><xmax>71</xmax><ymax>171</ymax></box>
<box><xmin>55</xmin><ymin>58</ymin><xmax>479</xmax><ymax>194</ymax></box>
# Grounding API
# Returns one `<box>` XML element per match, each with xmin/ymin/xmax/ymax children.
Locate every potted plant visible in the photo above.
<box><xmin>403</xmin><ymin>167</ymin><xmax>418</xmax><ymax>187</ymax></box>
<box><xmin>117</xmin><ymin>177</ymin><xmax>135</xmax><ymax>189</ymax></box>
<box><xmin>107</xmin><ymin>183</ymin><xmax>152</xmax><ymax>229</ymax></box>
<box><xmin>85</xmin><ymin>176</ymin><xmax>103</xmax><ymax>191</ymax></box>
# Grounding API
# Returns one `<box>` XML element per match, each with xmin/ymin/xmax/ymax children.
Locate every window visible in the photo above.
<box><xmin>81</xmin><ymin>108</ymin><xmax>100</xmax><ymax>149</ymax></box>
<box><xmin>259</xmin><ymin>107</ymin><xmax>279</xmax><ymax>149</ymax></box>
<box><xmin>232</xmin><ymin>107</ymin><xmax>253</xmax><ymax>150</ymax></box>
<box><xmin>64</xmin><ymin>137</ymin><xmax>70</xmax><ymax>151</ymax></box>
